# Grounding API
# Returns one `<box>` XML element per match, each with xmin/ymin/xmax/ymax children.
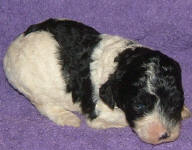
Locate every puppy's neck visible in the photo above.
<box><xmin>90</xmin><ymin>34</ymin><xmax>141</xmax><ymax>103</ymax></box>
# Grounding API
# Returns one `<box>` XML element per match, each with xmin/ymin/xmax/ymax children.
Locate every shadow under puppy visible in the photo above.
<box><xmin>3</xmin><ymin>18</ymin><xmax>191</xmax><ymax>144</ymax></box>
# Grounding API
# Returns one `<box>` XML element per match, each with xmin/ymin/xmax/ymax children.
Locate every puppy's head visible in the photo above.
<box><xmin>100</xmin><ymin>47</ymin><xmax>191</xmax><ymax>144</ymax></box>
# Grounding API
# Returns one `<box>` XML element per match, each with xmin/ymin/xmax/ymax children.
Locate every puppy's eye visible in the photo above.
<box><xmin>134</xmin><ymin>104</ymin><xmax>146</xmax><ymax>111</ymax></box>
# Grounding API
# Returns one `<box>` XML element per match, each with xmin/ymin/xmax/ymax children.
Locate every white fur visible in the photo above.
<box><xmin>144</xmin><ymin>62</ymin><xmax>157</xmax><ymax>96</ymax></box>
<box><xmin>4</xmin><ymin>32</ymin><xmax>81</xmax><ymax>126</ymax></box>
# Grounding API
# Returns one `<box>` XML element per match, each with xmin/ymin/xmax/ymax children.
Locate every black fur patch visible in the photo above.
<box><xmin>100</xmin><ymin>47</ymin><xmax>184</xmax><ymax>127</ymax></box>
<box><xmin>25</xmin><ymin>18</ymin><xmax>101</xmax><ymax>119</ymax></box>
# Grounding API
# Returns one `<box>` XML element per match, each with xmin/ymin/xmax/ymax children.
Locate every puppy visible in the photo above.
<box><xmin>3</xmin><ymin>18</ymin><xmax>191</xmax><ymax>144</ymax></box>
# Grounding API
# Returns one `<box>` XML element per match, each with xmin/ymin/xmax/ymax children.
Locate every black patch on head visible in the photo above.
<box><xmin>100</xmin><ymin>47</ymin><xmax>184</xmax><ymax>127</ymax></box>
<box><xmin>151</xmin><ymin>53</ymin><xmax>184</xmax><ymax>122</ymax></box>
<box><xmin>25</xmin><ymin>18</ymin><xmax>101</xmax><ymax>119</ymax></box>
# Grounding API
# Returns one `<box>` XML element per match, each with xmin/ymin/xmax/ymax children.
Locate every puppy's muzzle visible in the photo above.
<box><xmin>133</xmin><ymin>113</ymin><xmax>181</xmax><ymax>144</ymax></box>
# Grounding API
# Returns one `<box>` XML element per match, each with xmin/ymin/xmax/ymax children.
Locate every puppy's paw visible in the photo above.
<box><xmin>54</xmin><ymin>111</ymin><xmax>81</xmax><ymax>127</ymax></box>
<box><xmin>86</xmin><ymin>118</ymin><xmax>126</xmax><ymax>129</ymax></box>
<box><xmin>39</xmin><ymin>104</ymin><xmax>81</xmax><ymax>127</ymax></box>
<box><xmin>181</xmin><ymin>106</ymin><xmax>191</xmax><ymax>120</ymax></box>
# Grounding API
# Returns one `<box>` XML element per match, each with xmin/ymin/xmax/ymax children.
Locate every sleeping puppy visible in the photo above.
<box><xmin>3</xmin><ymin>18</ymin><xmax>191</xmax><ymax>144</ymax></box>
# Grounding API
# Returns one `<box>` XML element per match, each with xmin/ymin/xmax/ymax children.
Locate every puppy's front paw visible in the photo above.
<box><xmin>54</xmin><ymin>111</ymin><xmax>81</xmax><ymax>127</ymax></box>
<box><xmin>86</xmin><ymin>118</ymin><xmax>126</xmax><ymax>129</ymax></box>
<box><xmin>181</xmin><ymin>106</ymin><xmax>191</xmax><ymax>120</ymax></box>
<box><xmin>40</xmin><ymin>105</ymin><xmax>81</xmax><ymax>127</ymax></box>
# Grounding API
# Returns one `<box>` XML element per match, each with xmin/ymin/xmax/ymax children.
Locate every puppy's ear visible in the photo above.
<box><xmin>181</xmin><ymin>105</ymin><xmax>191</xmax><ymax>120</ymax></box>
<box><xmin>99</xmin><ymin>81</ymin><xmax>116</xmax><ymax>109</ymax></box>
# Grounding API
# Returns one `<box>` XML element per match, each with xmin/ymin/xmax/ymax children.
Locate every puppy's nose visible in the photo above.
<box><xmin>159</xmin><ymin>132</ymin><xmax>169</xmax><ymax>140</ymax></box>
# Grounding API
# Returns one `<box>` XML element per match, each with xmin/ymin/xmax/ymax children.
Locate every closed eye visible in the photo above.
<box><xmin>134</xmin><ymin>104</ymin><xmax>146</xmax><ymax>112</ymax></box>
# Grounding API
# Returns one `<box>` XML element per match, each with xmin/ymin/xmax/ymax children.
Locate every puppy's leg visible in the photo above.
<box><xmin>86</xmin><ymin>116</ymin><xmax>127</xmax><ymax>129</ymax></box>
<box><xmin>86</xmin><ymin>101</ymin><xmax>128</xmax><ymax>129</ymax></box>
<box><xmin>181</xmin><ymin>105</ymin><xmax>191</xmax><ymax>119</ymax></box>
<box><xmin>29</xmin><ymin>95</ymin><xmax>81</xmax><ymax>127</ymax></box>
<box><xmin>36</xmin><ymin>104</ymin><xmax>81</xmax><ymax>127</ymax></box>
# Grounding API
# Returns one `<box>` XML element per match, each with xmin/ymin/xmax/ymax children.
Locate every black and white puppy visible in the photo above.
<box><xmin>3</xmin><ymin>18</ymin><xmax>191</xmax><ymax>144</ymax></box>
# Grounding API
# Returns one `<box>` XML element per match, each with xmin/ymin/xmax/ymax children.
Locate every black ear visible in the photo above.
<box><xmin>99</xmin><ymin>81</ymin><xmax>116</xmax><ymax>109</ymax></box>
